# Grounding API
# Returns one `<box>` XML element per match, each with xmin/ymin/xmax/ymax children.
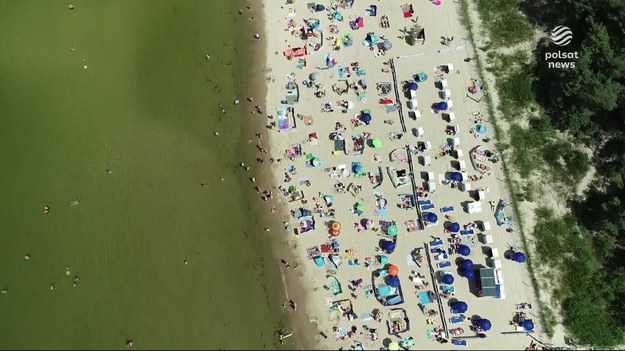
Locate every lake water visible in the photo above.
<box><xmin>0</xmin><ymin>1</ymin><xmax>285</xmax><ymax>348</ymax></box>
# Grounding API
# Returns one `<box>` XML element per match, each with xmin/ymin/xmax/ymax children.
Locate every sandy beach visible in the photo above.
<box><xmin>259</xmin><ymin>0</ymin><xmax>557</xmax><ymax>350</ymax></box>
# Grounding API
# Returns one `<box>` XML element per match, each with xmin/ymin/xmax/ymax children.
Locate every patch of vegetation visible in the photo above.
<box><xmin>473</xmin><ymin>0</ymin><xmax>534</xmax><ymax>47</ymax></box>
<box><xmin>533</xmin><ymin>208</ymin><xmax>625</xmax><ymax>347</ymax></box>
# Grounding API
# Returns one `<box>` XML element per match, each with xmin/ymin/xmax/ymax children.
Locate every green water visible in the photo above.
<box><xmin>0</xmin><ymin>1</ymin><xmax>283</xmax><ymax>349</ymax></box>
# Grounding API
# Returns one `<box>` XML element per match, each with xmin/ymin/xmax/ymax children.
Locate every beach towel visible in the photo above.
<box><xmin>419</xmin><ymin>291</ymin><xmax>432</xmax><ymax>304</ymax></box>
<box><xmin>372</xmin><ymin>208</ymin><xmax>389</xmax><ymax>217</ymax></box>
<box><xmin>450</xmin><ymin>315</ymin><xmax>465</xmax><ymax>324</ymax></box>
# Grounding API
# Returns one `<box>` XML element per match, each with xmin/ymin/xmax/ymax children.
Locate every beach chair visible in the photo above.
<box><xmin>460</xmin><ymin>229</ymin><xmax>475</xmax><ymax>235</ymax></box>
<box><xmin>437</xmin><ymin>261</ymin><xmax>452</xmax><ymax>269</ymax></box>
<box><xmin>434</xmin><ymin>252</ymin><xmax>448</xmax><ymax>261</ymax></box>
<box><xmin>442</xmin><ymin>286</ymin><xmax>455</xmax><ymax>294</ymax></box>
<box><xmin>450</xmin><ymin>315</ymin><xmax>465</xmax><ymax>324</ymax></box>
<box><xmin>418</xmin><ymin>200</ymin><xmax>432</xmax><ymax>205</ymax></box>
<box><xmin>452</xmin><ymin>339</ymin><xmax>467</xmax><ymax>347</ymax></box>
<box><xmin>441</xmin><ymin>206</ymin><xmax>454</xmax><ymax>213</ymax></box>
<box><xmin>430</xmin><ymin>239</ymin><xmax>444</xmax><ymax>247</ymax></box>
<box><xmin>421</xmin><ymin>203</ymin><xmax>435</xmax><ymax>211</ymax></box>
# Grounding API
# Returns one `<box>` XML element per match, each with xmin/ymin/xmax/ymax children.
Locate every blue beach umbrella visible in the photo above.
<box><xmin>461</xmin><ymin>259</ymin><xmax>474</xmax><ymax>271</ymax></box>
<box><xmin>523</xmin><ymin>320</ymin><xmax>535</xmax><ymax>331</ymax></box>
<box><xmin>386</xmin><ymin>275</ymin><xmax>400</xmax><ymax>288</ymax></box>
<box><xmin>408</xmin><ymin>82</ymin><xmax>418</xmax><ymax>91</ymax></box>
<box><xmin>513</xmin><ymin>252</ymin><xmax>526</xmax><ymax>263</ymax></box>
<box><xmin>458</xmin><ymin>245</ymin><xmax>471</xmax><ymax>256</ymax></box>
<box><xmin>361</xmin><ymin>113</ymin><xmax>372</xmax><ymax>123</ymax></box>
<box><xmin>437</xmin><ymin>101</ymin><xmax>448</xmax><ymax>110</ymax></box>
<box><xmin>442</xmin><ymin>274</ymin><xmax>454</xmax><ymax>285</ymax></box>
<box><xmin>476</xmin><ymin>124</ymin><xmax>489</xmax><ymax>135</ymax></box>
<box><xmin>451</xmin><ymin>301</ymin><xmax>468</xmax><ymax>313</ymax></box>
<box><xmin>465</xmin><ymin>269</ymin><xmax>476</xmax><ymax>281</ymax></box>
<box><xmin>451</xmin><ymin>172</ymin><xmax>463</xmax><ymax>182</ymax></box>
<box><xmin>382</xmin><ymin>241</ymin><xmax>396</xmax><ymax>253</ymax></box>
<box><xmin>449</xmin><ymin>222</ymin><xmax>460</xmax><ymax>232</ymax></box>
<box><xmin>426</xmin><ymin>213</ymin><xmax>438</xmax><ymax>223</ymax></box>
<box><xmin>478</xmin><ymin>319</ymin><xmax>492</xmax><ymax>331</ymax></box>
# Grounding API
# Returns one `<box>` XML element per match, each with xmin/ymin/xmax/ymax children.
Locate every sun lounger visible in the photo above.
<box><xmin>442</xmin><ymin>286</ymin><xmax>455</xmax><ymax>294</ymax></box>
<box><xmin>460</xmin><ymin>229</ymin><xmax>475</xmax><ymax>235</ymax></box>
<box><xmin>430</xmin><ymin>239</ymin><xmax>444</xmax><ymax>247</ymax></box>
<box><xmin>450</xmin><ymin>315</ymin><xmax>465</xmax><ymax>324</ymax></box>
<box><xmin>421</xmin><ymin>203</ymin><xmax>435</xmax><ymax>211</ymax></box>
<box><xmin>452</xmin><ymin>339</ymin><xmax>467</xmax><ymax>347</ymax></box>
<box><xmin>418</xmin><ymin>200</ymin><xmax>432</xmax><ymax>205</ymax></box>
<box><xmin>437</xmin><ymin>261</ymin><xmax>452</xmax><ymax>269</ymax></box>
<box><xmin>441</xmin><ymin>206</ymin><xmax>454</xmax><ymax>213</ymax></box>
<box><xmin>434</xmin><ymin>252</ymin><xmax>448</xmax><ymax>261</ymax></box>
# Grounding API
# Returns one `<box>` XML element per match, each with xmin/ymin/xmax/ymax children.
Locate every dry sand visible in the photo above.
<box><xmin>260</xmin><ymin>0</ymin><xmax>560</xmax><ymax>349</ymax></box>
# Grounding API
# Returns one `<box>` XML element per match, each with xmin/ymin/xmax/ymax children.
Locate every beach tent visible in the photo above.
<box><xmin>388</xmin><ymin>264</ymin><xmax>399</xmax><ymax>276</ymax></box>
<box><xmin>450</xmin><ymin>301</ymin><xmax>468</xmax><ymax>313</ymax></box>
<box><xmin>408</xmin><ymin>82</ymin><xmax>418</xmax><ymax>91</ymax></box>
<box><xmin>426</xmin><ymin>213</ymin><xmax>438</xmax><ymax>223</ymax></box>
<box><xmin>382</xmin><ymin>241</ymin><xmax>396</xmax><ymax>253</ymax></box>
<box><xmin>451</xmin><ymin>172</ymin><xmax>463</xmax><ymax>182</ymax></box>
<box><xmin>513</xmin><ymin>252</ymin><xmax>526</xmax><ymax>263</ymax></box>
<box><xmin>386</xmin><ymin>275</ymin><xmax>400</xmax><ymax>288</ymax></box>
<box><xmin>387</xmin><ymin>224</ymin><xmax>398</xmax><ymax>236</ymax></box>
<box><xmin>458</xmin><ymin>245</ymin><xmax>471</xmax><ymax>256</ymax></box>
<box><xmin>442</xmin><ymin>274</ymin><xmax>454</xmax><ymax>285</ymax></box>
<box><xmin>476</xmin><ymin>124</ymin><xmax>489</xmax><ymax>135</ymax></box>
<box><xmin>449</xmin><ymin>222</ymin><xmax>460</xmax><ymax>232</ymax></box>
<box><xmin>372</xmin><ymin>138</ymin><xmax>382</xmax><ymax>148</ymax></box>
<box><xmin>523</xmin><ymin>320</ymin><xmax>535</xmax><ymax>331</ymax></box>
<box><xmin>478</xmin><ymin>319</ymin><xmax>492</xmax><ymax>331</ymax></box>
<box><xmin>461</xmin><ymin>259</ymin><xmax>474</xmax><ymax>271</ymax></box>
<box><xmin>437</xmin><ymin>102</ymin><xmax>448</xmax><ymax>111</ymax></box>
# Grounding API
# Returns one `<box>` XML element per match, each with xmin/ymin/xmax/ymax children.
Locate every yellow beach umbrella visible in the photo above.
<box><xmin>388</xmin><ymin>341</ymin><xmax>400</xmax><ymax>351</ymax></box>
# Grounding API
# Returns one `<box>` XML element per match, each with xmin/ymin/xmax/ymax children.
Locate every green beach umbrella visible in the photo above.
<box><xmin>357</xmin><ymin>166</ymin><xmax>366</xmax><ymax>175</ymax></box>
<box><xmin>362</xmin><ymin>109</ymin><xmax>371</xmax><ymax>114</ymax></box>
<box><xmin>311</xmin><ymin>157</ymin><xmax>322</xmax><ymax>167</ymax></box>
<box><xmin>387</xmin><ymin>225</ymin><xmax>398</xmax><ymax>236</ymax></box>
<box><xmin>288</xmin><ymin>185</ymin><xmax>297</xmax><ymax>193</ymax></box>
<box><xmin>356</xmin><ymin>203</ymin><xmax>364</xmax><ymax>212</ymax></box>
<box><xmin>372</xmin><ymin>138</ymin><xmax>382</xmax><ymax>148</ymax></box>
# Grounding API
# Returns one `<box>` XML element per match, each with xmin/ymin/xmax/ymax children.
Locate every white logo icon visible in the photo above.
<box><xmin>551</xmin><ymin>26</ymin><xmax>573</xmax><ymax>46</ymax></box>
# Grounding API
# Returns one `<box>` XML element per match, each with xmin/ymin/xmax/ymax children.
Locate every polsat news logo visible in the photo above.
<box><xmin>545</xmin><ymin>25</ymin><xmax>577</xmax><ymax>69</ymax></box>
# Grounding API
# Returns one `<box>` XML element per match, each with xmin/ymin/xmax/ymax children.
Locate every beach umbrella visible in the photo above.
<box><xmin>461</xmin><ymin>259</ymin><xmax>474</xmax><ymax>271</ymax></box>
<box><xmin>315</xmin><ymin>4</ymin><xmax>325</xmax><ymax>12</ymax></box>
<box><xmin>365</xmin><ymin>219</ymin><xmax>374</xmax><ymax>229</ymax></box>
<box><xmin>426</xmin><ymin>213</ymin><xmax>438</xmax><ymax>223</ymax></box>
<box><xmin>437</xmin><ymin>101</ymin><xmax>448</xmax><ymax>111</ymax></box>
<box><xmin>465</xmin><ymin>269</ymin><xmax>476</xmax><ymax>281</ymax></box>
<box><xmin>478</xmin><ymin>319</ymin><xmax>492</xmax><ymax>332</ymax></box>
<box><xmin>523</xmin><ymin>320</ymin><xmax>535</xmax><ymax>331</ymax></box>
<box><xmin>288</xmin><ymin>185</ymin><xmax>297</xmax><ymax>193</ymax></box>
<box><xmin>309</xmin><ymin>72</ymin><xmax>320</xmax><ymax>81</ymax></box>
<box><xmin>311</xmin><ymin>157</ymin><xmax>322</xmax><ymax>167</ymax></box>
<box><xmin>357</xmin><ymin>166</ymin><xmax>366</xmax><ymax>175</ymax></box>
<box><xmin>451</xmin><ymin>301</ymin><xmax>468</xmax><ymax>313</ymax></box>
<box><xmin>314</xmin><ymin>256</ymin><xmax>324</xmax><ymax>267</ymax></box>
<box><xmin>382</xmin><ymin>241</ymin><xmax>396</xmax><ymax>253</ymax></box>
<box><xmin>380</xmin><ymin>99</ymin><xmax>394</xmax><ymax>105</ymax></box>
<box><xmin>387</xmin><ymin>225</ymin><xmax>398</xmax><ymax>236</ymax></box>
<box><xmin>386</xmin><ymin>275</ymin><xmax>400</xmax><ymax>288</ymax></box>
<box><xmin>332</xmin><ymin>222</ymin><xmax>341</xmax><ymax>231</ymax></box>
<box><xmin>361</xmin><ymin>113</ymin><xmax>372</xmax><ymax>123</ymax></box>
<box><xmin>378</xmin><ymin>255</ymin><xmax>389</xmax><ymax>264</ymax></box>
<box><xmin>458</xmin><ymin>244</ymin><xmax>471</xmax><ymax>256</ymax></box>
<box><xmin>513</xmin><ymin>252</ymin><xmax>526</xmax><ymax>263</ymax></box>
<box><xmin>330</xmin><ymin>229</ymin><xmax>341</xmax><ymax>237</ymax></box>
<box><xmin>377</xmin><ymin>285</ymin><xmax>392</xmax><ymax>297</ymax></box>
<box><xmin>451</xmin><ymin>172</ymin><xmax>463</xmax><ymax>182</ymax></box>
<box><xmin>442</xmin><ymin>274</ymin><xmax>455</xmax><ymax>285</ymax></box>
<box><xmin>372</xmin><ymin>138</ymin><xmax>383</xmax><ymax>148</ymax></box>
<box><xmin>408</xmin><ymin>82</ymin><xmax>418</xmax><ymax>91</ymax></box>
<box><xmin>449</xmin><ymin>222</ymin><xmax>460</xmax><ymax>232</ymax></box>
<box><xmin>388</xmin><ymin>265</ymin><xmax>399</xmax><ymax>276</ymax></box>
<box><xmin>347</xmin><ymin>101</ymin><xmax>355</xmax><ymax>110</ymax></box>
<box><xmin>352</xmin><ymin>163</ymin><xmax>362</xmax><ymax>173</ymax></box>
<box><xmin>388</xmin><ymin>341</ymin><xmax>400</xmax><ymax>351</ymax></box>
